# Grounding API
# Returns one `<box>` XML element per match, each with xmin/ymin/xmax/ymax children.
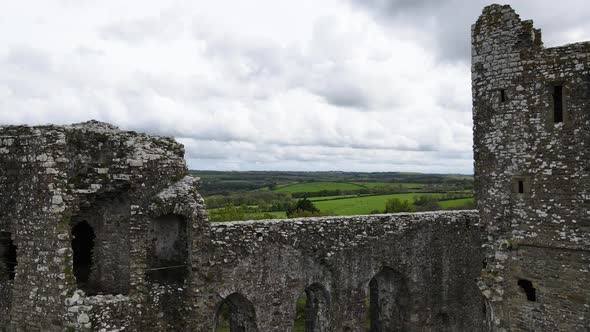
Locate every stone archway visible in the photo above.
<box><xmin>294</xmin><ymin>283</ymin><xmax>331</xmax><ymax>332</ymax></box>
<box><xmin>215</xmin><ymin>293</ymin><xmax>258</xmax><ymax>332</ymax></box>
<box><xmin>368</xmin><ymin>267</ymin><xmax>409</xmax><ymax>332</ymax></box>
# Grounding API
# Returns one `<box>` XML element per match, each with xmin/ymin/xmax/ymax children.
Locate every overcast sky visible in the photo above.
<box><xmin>1</xmin><ymin>1</ymin><xmax>588</xmax><ymax>173</ymax></box>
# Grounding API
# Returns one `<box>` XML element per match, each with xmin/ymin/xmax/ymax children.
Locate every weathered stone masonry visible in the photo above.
<box><xmin>0</xmin><ymin>121</ymin><xmax>485</xmax><ymax>331</ymax></box>
<box><xmin>472</xmin><ymin>4</ymin><xmax>590</xmax><ymax>332</ymax></box>
<box><xmin>1</xmin><ymin>4</ymin><xmax>589</xmax><ymax>332</ymax></box>
<box><xmin>195</xmin><ymin>212</ymin><xmax>484</xmax><ymax>331</ymax></box>
<box><xmin>0</xmin><ymin>121</ymin><xmax>205</xmax><ymax>331</ymax></box>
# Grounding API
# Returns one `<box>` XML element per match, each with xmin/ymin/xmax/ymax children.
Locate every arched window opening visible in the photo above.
<box><xmin>518</xmin><ymin>279</ymin><xmax>536</xmax><ymax>302</ymax></box>
<box><xmin>71</xmin><ymin>221</ymin><xmax>96</xmax><ymax>293</ymax></box>
<box><xmin>1</xmin><ymin>232</ymin><xmax>17</xmax><ymax>281</ymax></box>
<box><xmin>368</xmin><ymin>267</ymin><xmax>409</xmax><ymax>332</ymax></box>
<box><xmin>294</xmin><ymin>283</ymin><xmax>331</xmax><ymax>332</ymax></box>
<box><xmin>146</xmin><ymin>214</ymin><xmax>189</xmax><ymax>284</ymax></box>
<box><xmin>214</xmin><ymin>293</ymin><xmax>258</xmax><ymax>332</ymax></box>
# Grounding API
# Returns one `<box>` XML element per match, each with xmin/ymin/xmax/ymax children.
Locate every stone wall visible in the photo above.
<box><xmin>0</xmin><ymin>121</ymin><xmax>202</xmax><ymax>331</ymax></box>
<box><xmin>191</xmin><ymin>212</ymin><xmax>485</xmax><ymax>331</ymax></box>
<box><xmin>472</xmin><ymin>4</ymin><xmax>590</xmax><ymax>331</ymax></box>
<box><xmin>0</xmin><ymin>121</ymin><xmax>486</xmax><ymax>331</ymax></box>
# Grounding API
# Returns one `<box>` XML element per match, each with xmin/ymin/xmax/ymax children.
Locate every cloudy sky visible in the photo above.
<box><xmin>1</xmin><ymin>1</ymin><xmax>588</xmax><ymax>173</ymax></box>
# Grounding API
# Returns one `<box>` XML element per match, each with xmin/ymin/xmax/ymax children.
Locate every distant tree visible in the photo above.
<box><xmin>413</xmin><ymin>195</ymin><xmax>440</xmax><ymax>211</ymax></box>
<box><xmin>384</xmin><ymin>198</ymin><xmax>415</xmax><ymax>213</ymax></box>
<box><xmin>287</xmin><ymin>198</ymin><xmax>320</xmax><ymax>218</ymax></box>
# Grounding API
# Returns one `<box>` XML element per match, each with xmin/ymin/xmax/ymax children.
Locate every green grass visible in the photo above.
<box><xmin>274</xmin><ymin>181</ymin><xmax>366</xmax><ymax>193</ymax></box>
<box><xmin>293</xmin><ymin>293</ymin><xmax>306</xmax><ymax>332</ymax></box>
<box><xmin>260</xmin><ymin>211</ymin><xmax>287</xmax><ymax>219</ymax></box>
<box><xmin>313</xmin><ymin>193</ymin><xmax>443</xmax><ymax>216</ymax></box>
<box><xmin>438</xmin><ymin>197</ymin><xmax>475</xmax><ymax>209</ymax></box>
<box><xmin>308</xmin><ymin>194</ymin><xmax>363</xmax><ymax>201</ymax></box>
<box><xmin>244</xmin><ymin>211</ymin><xmax>287</xmax><ymax>219</ymax></box>
<box><xmin>215</xmin><ymin>302</ymin><xmax>230</xmax><ymax>332</ymax></box>
<box><xmin>353</xmin><ymin>182</ymin><xmax>426</xmax><ymax>189</ymax></box>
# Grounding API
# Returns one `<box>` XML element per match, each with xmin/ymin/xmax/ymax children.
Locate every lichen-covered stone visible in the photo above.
<box><xmin>2</xmin><ymin>5</ymin><xmax>589</xmax><ymax>330</ymax></box>
<box><xmin>0</xmin><ymin>121</ymin><xmax>485</xmax><ymax>331</ymax></box>
<box><xmin>473</xmin><ymin>4</ymin><xmax>590</xmax><ymax>331</ymax></box>
<box><xmin>0</xmin><ymin>121</ymin><xmax>197</xmax><ymax>331</ymax></box>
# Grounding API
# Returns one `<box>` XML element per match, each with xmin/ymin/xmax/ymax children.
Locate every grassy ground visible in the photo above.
<box><xmin>353</xmin><ymin>182</ymin><xmax>425</xmax><ymax>189</ymax></box>
<box><xmin>240</xmin><ymin>195</ymin><xmax>473</xmax><ymax>219</ymax></box>
<box><xmin>438</xmin><ymin>197</ymin><xmax>474</xmax><ymax>209</ymax></box>
<box><xmin>308</xmin><ymin>194</ymin><xmax>363</xmax><ymax>201</ymax></box>
<box><xmin>313</xmin><ymin>193</ymin><xmax>443</xmax><ymax>216</ymax></box>
<box><xmin>293</xmin><ymin>293</ymin><xmax>306</xmax><ymax>332</ymax></box>
<box><xmin>274</xmin><ymin>181</ymin><xmax>366</xmax><ymax>193</ymax></box>
<box><xmin>244</xmin><ymin>211</ymin><xmax>287</xmax><ymax>219</ymax></box>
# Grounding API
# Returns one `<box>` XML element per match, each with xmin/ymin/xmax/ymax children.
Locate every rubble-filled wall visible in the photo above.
<box><xmin>191</xmin><ymin>212</ymin><xmax>485</xmax><ymax>332</ymax></box>
<box><xmin>0</xmin><ymin>121</ymin><xmax>486</xmax><ymax>331</ymax></box>
<box><xmin>0</xmin><ymin>121</ymin><xmax>206</xmax><ymax>331</ymax></box>
<box><xmin>472</xmin><ymin>4</ymin><xmax>590</xmax><ymax>331</ymax></box>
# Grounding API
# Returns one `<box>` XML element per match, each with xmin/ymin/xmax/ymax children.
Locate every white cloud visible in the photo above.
<box><xmin>0</xmin><ymin>0</ymin><xmax>586</xmax><ymax>173</ymax></box>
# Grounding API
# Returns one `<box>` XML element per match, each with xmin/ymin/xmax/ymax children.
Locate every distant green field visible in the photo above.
<box><xmin>274</xmin><ymin>181</ymin><xmax>366</xmax><ymax>193</ymax></box>
<box><xmin>353</xmin><ymin>182</ymin><xmax>426</xmax><ymax>189</ymax></box>
<box><xmin>211</xmin><ymin>196</ymin><xmax>473</xmax><ymax>220</ymax></box>
<box><xmin>313</xmin><ymin>193</ymin><xmax>443</xmax><ymax>216</ymax></box>
<box><xmin>308</xmin><ymin>194</ymin><xmax>363</xmax><ymax>201</ymax></box>
<box><xmin>439</xmin><ymin>197</ymin><xmax>474</xmax><ymax>209</ymax></box>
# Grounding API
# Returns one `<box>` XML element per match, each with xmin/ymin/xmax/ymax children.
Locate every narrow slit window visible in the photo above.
<box><xmin>71</xmin><ymin>221</ymin><xmax>95</xmax><ymax>291</ymax></box>
<box><xmin>553</xmin><ymin>85</ymin><xmax>563</xmax><ymax>123</ymax></box>
<box><xmin>517</xmin><ymin>279</ymin><xmax>536</xmax><ymax>302</ymax></box>
<box><xmin>500</xmin><ymin>89</ymin><xmax>506</xmax><ymax>103</ymax></box>
<box><xmin>1</xmin><ymin>232</ymin><xmax>17</xmax><ymax>281</ymax></box>
<box><xmin>518</xmin><ymin>180</ymin><xmax>524</xmax><ymax>194</ymax></box>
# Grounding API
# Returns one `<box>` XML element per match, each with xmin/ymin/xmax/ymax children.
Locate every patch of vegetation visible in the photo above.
<box><xmin>275</xmin><ymin>181</ymin><xmax>367</xmax><ymax>193</ymax></box>
<box><xmin>293</xmin><ymin>292</ymin><xmax>306</xmax><ymax>332</ymax></box>
<box><xmin>439</xmin><ymin>198</ymin><xmax>475</xmax><ymax>209</ymax></box>
<box><xmin>214</xmin><ymin>302</ymin><xmax>230</xmax><ymax>332</ymax></box>
<box><xmin>313</xmin><ymin>193</ymin><xmax>442</xmax><ymax>216</ymax></box>
<box><xmin>384</xmin><ymin>198</ymin><xmax>415</xmax><ymax>213</ymax></box>
<box><xmin>209</xmin><ymin>204</ymin><xmax>277</xmax><ymax>222</ymax></box>
<box><xmin>413</xmin><ymin>195</ymin><xmax>441</xmax><ymax>211</ymax></box>
<box><xmin>192</xmin><ymin>171</ymin><xmax>474</xmax><ymax>222</ymax></box>
<box><xmin>286</xmin><ymin>198</ymin><xmax>322</xmax><ymax>218</ymax></box>
<box><xmin>205</xmin><ymin>191</ymin><xmax>292</xmax><ymax>210</ymax></box>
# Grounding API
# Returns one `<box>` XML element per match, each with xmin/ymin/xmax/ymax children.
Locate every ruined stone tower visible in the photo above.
<box><xmin>0</xmin><ymin>121</ymin><xmax>208</xmax><ymax>331</ymax></box>
<box><xmin>472</xmin><ymin>4</ymin><xmax>590</xmax><ymax>331</ymax></box>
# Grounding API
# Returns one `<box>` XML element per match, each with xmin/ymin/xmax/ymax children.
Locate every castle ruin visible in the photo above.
<box><xmin>472</xmin><ymin>4</ymin><xmax>590</xmax><ymax>331</ymax></box>
<box><xmin>0</xmin><ymin>4</ymin><xmax>588</xmax><ymax>332</ymax></box>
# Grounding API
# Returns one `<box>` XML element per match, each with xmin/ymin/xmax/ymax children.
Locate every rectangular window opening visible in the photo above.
<box><xmin>500</xmin><ymin>89</ymin><xmax>506</xmax><ymax>103</ymax></box>
<box><xmin>518</xmin><ymin>180</ymin><xmax>524</xmax><ymax>194</ymax></box>
<box><xmin>553</xmin><ymin>85</ymin><xmax>563</xmax><ymax>123</ymax></box>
